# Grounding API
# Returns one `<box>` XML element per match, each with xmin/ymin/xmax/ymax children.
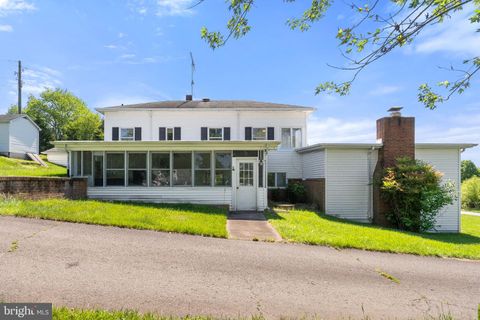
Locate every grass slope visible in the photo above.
<box><xmin>0</xmin><ymin>155</ymin><xmax>67</xmax><ymax>177</ymax></box>
<box><xmin>0</xmin><ymin>198</ymin><xmax>228</xmax><ymax>238</ymax></box>
<box><xmin>267</xmin><ymin>210</ymin><xmax>480</xmax><ymax>260</ymax></box>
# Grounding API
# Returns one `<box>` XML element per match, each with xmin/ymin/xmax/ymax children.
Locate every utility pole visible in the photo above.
<box><xmin>17</xmin><ymin>60</ymin><xmax>22</xmax><ymax>114</ymax></box>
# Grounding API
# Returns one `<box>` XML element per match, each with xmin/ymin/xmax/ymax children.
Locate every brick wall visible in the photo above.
<box><xmin>0</xmin><ymin>177</ymin><xmax>87</xmax><ymax>200</ymax></box>
<box><xmin>303</xmin><ymin>178</ymin><xmax>325</xmax><ymax>211</ymax></box>
<box><xmin>373</xmin><ymin>115</ymin><xmax>415</xmax><ymax>226</ymax></box>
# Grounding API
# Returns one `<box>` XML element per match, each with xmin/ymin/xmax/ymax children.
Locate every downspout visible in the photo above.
<box><xmin>367</xmin><ymin>146</ymin><xmax>375</xmax><ymax>221</ymax></box>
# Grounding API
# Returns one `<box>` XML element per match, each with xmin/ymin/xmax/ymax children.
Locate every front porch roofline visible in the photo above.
<box><xmin>53</xmin><ymin>140</ymin><xmax>281</xmax><ymax>152</ymax></box>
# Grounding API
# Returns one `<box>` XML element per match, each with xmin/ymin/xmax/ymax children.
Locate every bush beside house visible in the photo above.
<box><xmin>462</xmin><ymin>176</ymin><xmax>480</xmax><ymax>210</ymax></box>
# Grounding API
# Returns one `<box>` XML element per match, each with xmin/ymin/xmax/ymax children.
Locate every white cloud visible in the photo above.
<box><xmin>20</xmin><ymin>66</ymin><xmax>62</xmax><ymax>96</ymax></box>
<box><xmin>93</xmin><ymin>95</ymin><xmax>156</xmax><ymax>108</ymax></box>
<box><xmin>120</xmin><ymin>53</ymin><xmax>136</xmax><ymax>59</ymax></box>
<box><xmin>0</xmin><ymin>0</ymin><xmax>35</xmax><ymax>15</ymax></box>
<box><xmin>129</xmin><ymin>0</ymin><xmax>195</xmax><ymax>17</ymax></box>
<box><xmin>0</xmin><ymin>24</ymin><xmax>12</xmax><ymax>31</ymax></box>
<box><xmin>369</xmin><ymin>85</ymin><xmax>402</xmax><ymax>96</ymax></box>
<box><xmin>104</xmin><ymin>44</ymin><xmax>118</xmax><ymax>49</ymax></box>
<box><xmin>414</xmin><ymin>9</ymin><xmax>480</xmax><ymax>57</ymax></box>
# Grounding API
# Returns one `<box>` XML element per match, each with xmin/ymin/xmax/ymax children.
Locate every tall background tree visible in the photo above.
<box><xmin>461</xmin><ymin>160</ymin><xmax>479</xmax><ymax>182</ymax></box>
<box><xmin>23</xmin><ymin>88</ymin><xmax>103</xmax><ymax>151</ymax></box>
<box><xmin>199</xmin><ymin>0</ymin><xmax>480</xmax><ymax>109</ymax></box>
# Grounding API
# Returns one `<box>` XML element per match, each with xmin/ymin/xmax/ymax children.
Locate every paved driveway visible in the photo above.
<box><xmin>0</xmin><ymin>216</ymin><xmax>479</xmax><ymax>319</ymax></box>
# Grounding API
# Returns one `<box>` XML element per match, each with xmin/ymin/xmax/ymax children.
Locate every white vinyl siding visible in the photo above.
<box><xmin>9</xmin><ymin>117</ymin><xmax>39</xmax><ymax>155</ymax></box>
<box><xmin>104</xmin><ymin>110</ymin><xmax>308</xmax><ymax>143</ymax></box>
<box><xmin>325</xmin><ymin>149</ymin><xmax>377</xmax><ymax>223</ymax></box>
<box><xmin>45</xmin><ymin>151</ymin><xmax>68</xmax><ymax>167</ymax></box>
<box><xmin>88</xmin><ymin>187</ymin><xmax>233</xmax><ymax>208</ymax></box>
<box><xmin>0</xmin><ymin>123</ymin><xmax>9</xmax><ymax>154</ymax></box>
<box><xmin>415</xmin><ymin>148</ymin><xmax>461</xmax><ymax>232</ymax></box>
<box><xmin>267</xmin><ymin>149</ymin><xmax>302</xmax><ymax>179</ymax></box>
<box><xmin>301</xmin><ymin>150</ymin><xmax>325</xmax><ymax>179</ymax></box>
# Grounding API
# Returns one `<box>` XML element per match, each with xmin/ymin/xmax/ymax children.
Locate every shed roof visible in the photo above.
<box><xmin>0</xmin><ymin>114</ymin><xmax>41</xmax><ymax>130</ymax></box>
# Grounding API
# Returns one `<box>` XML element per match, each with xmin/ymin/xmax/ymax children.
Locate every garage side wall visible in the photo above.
<box><xmin>415</xmin><ymin>148</ymin><xmax>461</xmax><ymax>232</ymax></box>
<box><xmin>325</xmin><ymin>149</ymin><xmax>378</xmax><ymax>223</ymax></box>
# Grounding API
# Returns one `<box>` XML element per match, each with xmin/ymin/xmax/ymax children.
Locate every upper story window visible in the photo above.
<box><xmin>252</xmin><ymin>128</ymin><xmax>267</xmax><ymax>140</ymax></box>
<box><xmin>120</xmin><ymin>128</ymin><xmax>134</xmax><ymax>141</ymax></box>
<box><xmin>281</xmin><ymin>128</ymin><xmax>302</xmax><ymax>149</ymax></box>
<box><xmin>209</xmin><ymin>128</ymin><xmax>223</xmax><ymax>140</ymax></box>
<box><xmin>166</xmin><ymin>128</ymin><xmax>174</xmax><ymax>141</ymax></box>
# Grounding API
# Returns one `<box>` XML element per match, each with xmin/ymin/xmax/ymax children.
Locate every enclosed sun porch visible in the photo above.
<box><xmin>54</xmin><ymin>140</ymin><xmax>280</xmax><ymax>211</ymax></box>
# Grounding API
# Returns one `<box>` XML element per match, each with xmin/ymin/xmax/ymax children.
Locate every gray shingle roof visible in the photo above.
<box><xmin>0</xmin><ymin>114</ymin><xmax>24</xmax><ymax>123</ymax></box>
<box><xmin>96</xmin><ymin>100</ymin><xmax>315</xmax><ymax>113</ymax></box>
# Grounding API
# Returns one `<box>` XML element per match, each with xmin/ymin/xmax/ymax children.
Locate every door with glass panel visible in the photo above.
<box><xmin>235</xmin><ymin>159</ymin><xmax>257</xmax><ymax>211</ymax></box>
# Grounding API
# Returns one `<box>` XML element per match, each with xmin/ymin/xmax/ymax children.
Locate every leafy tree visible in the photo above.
<box><xmin>24</xmin><ymin>88</ymin><xmax>103</xmax><ymax>151</ymax></box>
<box><xmin>199</xmin><ymin>0</ymin><xmax>480</xmax><ymax>109</ymax></box>
<box><xmin>380</xmin><ymin>157</ymin><xmax>455</xmax><ymax>232</ymax></box>
<box><xmin>461</xmin><ymin>160</ymin><xmax>479</xmax><ymax>182</ymax></box>
<box><xmin>6</xmin><ymin>104</ymin><xmax>19</xmax><ymax>115</ymax></box>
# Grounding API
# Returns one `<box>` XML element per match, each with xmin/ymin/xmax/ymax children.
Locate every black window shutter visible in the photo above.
<box><xmin>134</xmin><ymin>127</ymin><xmax>142</xmax><ymax>141</ymax></box>
<box><xmin>245</xmin><ymin>127</ymin><xmax>252</xmax><ymax>141</ymax></box>
<box><xmin>201</xmin><ymin>127</ymin><xmax>208</xmax><ymax>141</ymax></box>
<box><xmin>159</xmin><ymin>127</ymin><xmax>166</xmax><ymax>141</ymax></box>
<box><xmin>174</xmin><ymin>127</ymin><xmax>181</xmax><ymax>140</ymax></box>
<box><xmin>224</xmin><ymin>127</ymin><xmax>231</xmax><ymax>141</ymax></box>
<box><xmin>267</xmin><ymin>127</ymin><xmax>275</xmax><ymax>140</ymax></box>
<box><xmin>112</xmin><ymin>127</ymin><xmax>119</xmax><ymax>141</ymax></box>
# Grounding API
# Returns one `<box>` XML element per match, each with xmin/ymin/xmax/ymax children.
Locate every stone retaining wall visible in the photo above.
<box><xmin>0</xmin><ymin>176</ymin><xmax>87</xmax><ymax>200</ymax></box>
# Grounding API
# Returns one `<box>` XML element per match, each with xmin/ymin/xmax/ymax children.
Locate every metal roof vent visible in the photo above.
<box><xmin>388</xmin><ymin>106</ymin><xmax>402</xmax><ymax>117</ymax></box>
<box><xmin>202</xmin><ymin>98</ymin><xmax>210</xmax><ymax>102</ymax></box>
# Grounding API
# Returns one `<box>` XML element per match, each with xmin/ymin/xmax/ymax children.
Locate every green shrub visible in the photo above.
<box><xmin>462</xmin><ymin>176</ymin><xmax>480</xmax><ymax>209</ymax></box>
<box><xmin>380</xmin><ymin>157</ymin><xmax>455</xmax><ymax>232</ymax></box>
<box><xmin>287</xmin><ymin>182</ymin><xmax>306</xmax><ymax>203</ymax></box>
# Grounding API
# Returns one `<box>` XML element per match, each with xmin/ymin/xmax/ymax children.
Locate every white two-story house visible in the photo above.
<box><xmin>55</xmin><ymin>98</ymin><xmax>314</xmax><ymax>211</ymax></box>
<box><xmin>55</xmin><ymin>97</ymin><xmax>476</xmax><ymax>232</ymax></box>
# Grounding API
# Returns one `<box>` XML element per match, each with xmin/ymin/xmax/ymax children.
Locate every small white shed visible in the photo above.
<box><xmin>42</xmin><ymin>147</ymin><xmax>68</xmax><ymax>167</ymax></box>
<box><xmin>0</xmin><ymin>114</ymin><xmax>40</xmax><ymax>159</ymax></box>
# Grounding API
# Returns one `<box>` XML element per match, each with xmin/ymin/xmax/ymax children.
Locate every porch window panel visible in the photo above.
<box><xmin>106</xmin><ymin>153</ymin><xmax>125</xmax><ymax>186</ymax></box>
<box><xmin>83</xmin><ymin>151</ymin><xmax>92</xmax><ymax>175</ymax></box>
<box><xmin>214</xmin><ymin>152</ymin><xmax>232</xmax><ymax>186</ymax></box>
<box><xmin>72</xmin><ymin>151</ymin><xmax>81</xmax><ymax>176</ymax></box>
<box><xmin>194</xmin><ymin>152</ymin><xmax>211</xmax><ymax>186</ymax></box>
<box><xmin>93</xmin><ymin>153</ymin><xmax>104</xmax><ymax>187</ymax></box>
<box><xmin>151</xmin><ymin>153</ymin><xmax>170</xmax><ymax>186</ymax></box>
<box><xmin>128</xmin><ymin>153</ymin><xmax>147</xmax><ymax>186</ymax></box>
<box><xmin>173</xmin><ymin>152</ymin><xmax>192</xmax><ymax>186</ymax></box>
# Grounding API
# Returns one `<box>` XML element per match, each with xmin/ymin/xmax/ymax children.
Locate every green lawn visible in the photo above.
<box><xmin>266</xmin><ymin>210</ymin><xmax>480</xmax><ymax>260</ymax></box>
<box><xmin>0</xmin><ymin>155</ymin><xmax>67</xmax><ymax>177</ymax></box>
<box><xmin>0</xmin><ymin>198</ymin><xmax>228</xmax><ymax>238</ymax></box>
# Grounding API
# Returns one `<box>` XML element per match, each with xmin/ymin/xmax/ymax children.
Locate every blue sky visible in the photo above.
<box><xmin>0</xmin><ymin>0</ymin><xmax>479</xmax><ymax>163</ymax></box>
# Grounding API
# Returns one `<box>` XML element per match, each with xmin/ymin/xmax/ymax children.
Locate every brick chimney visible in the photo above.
<box><xmin>372</xmin><ymin>107</ymin><xmax>415</xmax><ymax>226</ymax></box>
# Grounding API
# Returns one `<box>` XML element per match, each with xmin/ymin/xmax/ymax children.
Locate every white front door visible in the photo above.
<box><xmin>235</xmin><ymin>159</ymin><xmax>257</xmax><ymax>211</ymax></box>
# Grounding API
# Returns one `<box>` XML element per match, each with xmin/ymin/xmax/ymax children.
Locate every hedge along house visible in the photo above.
<box><xmin>54</xmin><ymin>98</ymin><xmax>476</xmax><ymax>231</ymax></box>
<box><xmin>54</xmin><ymin>99</ymin><xmax>313</xmax><ymax>211</ymax></box>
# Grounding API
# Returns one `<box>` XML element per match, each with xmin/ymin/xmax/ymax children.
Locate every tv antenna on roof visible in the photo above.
<box><xmin>190</xmin><ymin>52</ymin><xmax>195</xmax><ymax>97</ymax></box>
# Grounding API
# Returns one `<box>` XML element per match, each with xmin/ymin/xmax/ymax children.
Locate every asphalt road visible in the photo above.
<box><xmin>0</xmin><ymin>216</ymin><xmax>479</xmax><ymax>319</ymax></box>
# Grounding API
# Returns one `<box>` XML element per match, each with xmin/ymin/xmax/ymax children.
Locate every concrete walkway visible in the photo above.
<box><xmin>462</xmin><ymin>210</ymin><xmax>480</xmax><ymax>217</ymax></box>
<box><xmin>1</xmin><ymin>216</ymin><xmax>479</xmax><ymax>319</ymax></box>
<box><xmin>227</xmin><ymin>211</ymin><xmax>282</xmax><ymax>241</ymax></box>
